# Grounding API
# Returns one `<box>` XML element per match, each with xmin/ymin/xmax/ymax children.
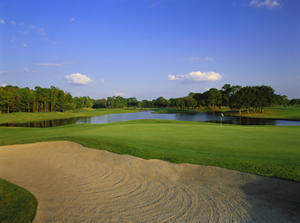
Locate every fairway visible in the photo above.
<box><xmin>1</xmin><ymin>119</ymin><xmax>299</xmax><ymax>181</ymax></box>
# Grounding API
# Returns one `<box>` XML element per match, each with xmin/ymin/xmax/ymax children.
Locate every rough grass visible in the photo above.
<box><xmin>0</xmin><ymin>179</ymin><xmax>38</xmax><ymax>223</ymax></box>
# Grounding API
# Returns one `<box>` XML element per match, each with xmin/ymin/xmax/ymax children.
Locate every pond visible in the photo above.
<box><xmin>1</xmin><ymin>111</ymin><xmax>300</xmax><ymax>127</ymax></box>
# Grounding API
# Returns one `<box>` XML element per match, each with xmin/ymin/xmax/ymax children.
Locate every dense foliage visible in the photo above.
<box><xmin>0</xmin><ymin>85</ymin><xmax>75</xmax><ymax>113</ymax></box>
<box><xmin>1</xmin><ymin>84</ymin><xmax>299</xmax><ymax>113</ymax></box>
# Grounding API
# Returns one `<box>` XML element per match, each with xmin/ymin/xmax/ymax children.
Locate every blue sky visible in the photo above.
<box><xmin>0</xmin><ymin>0</ymin><xmax>299</xmax><ymax>100</ymax></box>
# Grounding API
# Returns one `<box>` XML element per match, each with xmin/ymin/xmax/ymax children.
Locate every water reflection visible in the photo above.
<box><xmin>1</xmin><ymin>111</ymin><xmax>300</xmax><ymax>128</ymax></box>
<box><xmin>0</xmin><ymin>118</ymin><xmax>77</xmax><ymax>128</ymax></box>
<box><xmin>75</xmin><ymin>111</ymin><xmax>300</xmax><ymax>126</ymax></box>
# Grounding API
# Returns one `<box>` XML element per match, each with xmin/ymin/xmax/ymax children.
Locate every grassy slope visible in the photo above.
<box><xmin>0</xmin><ymin>179</ymin><xmax>38</xmax><ymax>223</ymax></box>
<box><xmin>227</xmin><ymin>106</ymin><xmax>300</xmax><ymax>120</ymax></box>
<box><xmin>0</xmin><ymin>108</ymin><xmax>138</xmax><ymax>124</ymax></box>
<box><xmin>1</xmin><ymin>120</ymin><xmax>299</xmax><ymax>181</ymax></box>
<box><xmin>154</xmin><ymin>106</ymin><xmax>300</xmax><ymax>120</ymax></box>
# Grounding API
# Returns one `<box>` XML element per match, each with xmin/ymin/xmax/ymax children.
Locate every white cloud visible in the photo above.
<box><xmin>37</xmin><ymin>28</ymin><xmax>46</xmax><ymax>36</ymax></box>
<box><xmin>34</xmin><ymin>63</ymin><xmax>63</xmax><ymax>67</ymax></box>
<box><xmin>0</xmin><ymin>69</ymin><xmax>35</xmax><ymax>75</ymax></box>
<box><xmin>189</xmin><ymin>56</ymin><xmax>214</xmax><ymax>61</ymax></box>
<box><xmin>70</xmin><ymin>18</ymin><xmax>75</xmax><ymax>22</ymax></box>
<box><xmin>23</xmin><ymin>44</ymin><xmax>28</xmax><ymax>47</ymax></box>
<box><xmin>0</xmin><ymin>70</ymin><xmax>12</xmax><ymax>75</ymax></box>
<box><xmin>189</xmin><ymin>57</ymin><xmax>200</xmax><ymax>61</ymax></box>
<box><xmin>20</xmin><ymin>30</ymin><xmax>29</xmax><ymax>35</ymax></box>
<box><xmin>95</xmin><ymin>79</ymin><xmax>104</xmax><ymax>84</ymax></box>
<box><xmin>0</xmin><ymin>19</ymin><xmax>4</xmax><ymax>24</ymax></box>
<box><xmin>10</xmin><ymin>21</ymin><xmax>15</xmax><ymax>25</ymax></box>
<box><xmin>28</xmin><ymin>24</ymin><xmax>36</xmax><ymax>29</ymax></box>
<box><xmin>150</xmin><ymin>0</ymin><xmax>161</xmax><ymax>8</ymax></box>
<box><xmin>168</xmin><ymin>71</ymin><xmax>222</xmax><ymax>83</ymax></box>
<box><xmin>249</xmin><ymin>0</ymin><xmax>280</xmax><ymax>9</ymax></box>
<box><xmin>11</xmin><ymin>36</ymin><xmax>16</xmax><ymax>41</ymax></box>
<box><xmin>1</xmin><ymin>84</ymin><xmax>7</xmax><ymax>87</ymax></box>
<box><xmin>64</xmin><ymin>73</ymin><xmax>93</xmax><ymax>85</ymax></box>
<box><xmin>205</xmin><ymin>56</ymin><xmax>214</xmax><ymax>61</ymax></box>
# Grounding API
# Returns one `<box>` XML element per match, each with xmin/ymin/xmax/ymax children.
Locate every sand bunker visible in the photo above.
<box><xmin>0</xmin><ymin>141</ymin><xmax>299</xmax><ymax>222</ymax></box>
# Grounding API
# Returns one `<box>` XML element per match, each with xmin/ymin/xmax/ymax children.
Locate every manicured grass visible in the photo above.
<box><xmin>1</xmin><ymin>120</ymin><xmax>299</xmax><ymax>181</ymax></box>
<box><xmin>0</xmin><ymin>108</ymin><xmax>138</xmax><ymax>124</ymax></box>
<box><xmin>0</xmin><ymin>179</ymin><xmax>38</xmax><ymax>223</ymax></box>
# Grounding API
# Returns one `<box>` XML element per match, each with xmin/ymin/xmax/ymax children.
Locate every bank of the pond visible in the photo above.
<box><xmin>0</xmin><ymin>108</ymin><xmax>139</xmax><ymax>125</ymax></box>
<box><xmin>1</xmin><ymin>107</ymin><xmax>299</xmax><ymax>127</ymax></box>
<box><xmin>2</xmin><ymin>109</ymin><xmax>300</xmax><ymax>127</ymax></box>
<box><xmin>154</xmin><ymin>106</ymin><xmax>300</xmax><ymax>121</ymax></box>
<box><xmin>225</xmin><ymin>106</ymin><xmax>300</xmax><ymax>121</ymax></box>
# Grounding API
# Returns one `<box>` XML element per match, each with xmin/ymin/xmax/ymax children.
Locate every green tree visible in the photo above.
<box><xmin>183</xmin><ymin>96</ymin><xmax>197</xmax><ymax>108</ymax></box>
<box><xmin>127</xmin><ymin>97</ymin><xmax>138</xmax><ymax>107</ymax></box>
<box><xmin>2</xmin><ymin>91</ymin><xmax>14</xmax><ymax>113</ymax></box>
<box><xmin>229</xmin><ymin>89</ymin><xmax>243</xmax><ymax>114</ymax></box>
<box><xmin>256</xmin><ymin>86</ymin><xmax>274</xmax><ymax>113</ymax></box>
<box><xmin>92</xmin><ymin>98</ymin><xmax>107</xmax><ymax>108</ymax></box>
<box><xmin>176</xmin><ymin>98</ymin><xmax>185</xmax><ymax>109</ymax></box>
<box><xmin>57</xmin><ymin>90</ymin><xmax>66</xmax><ymax>112</ymax></box>
<box><xmin>240</xmin><ymin>86</ymin><xmax>255</xmax><ymax>114</ymax></box>
<box><xmin>49</xmin><ymin>86</ymin><xmax>59</xmax><ymax>112</ymax></box>
<box><xmin>74</xmin><ymin>97</ymin><xmax>84</xmax><ymax>109</ymax></box>
<box><xmin>207</xmin><ymin>88</ymin><xmax>222</xmax><ymax>109</ymax></box>
<box><xmin>142</xmin><ymin>100</ymin><xmax>152</xmax><ymax>108</ymax></box>
<box><xmin>19</xmin><ymin>87</ymin><xmax>35</xmax><ymax>112</ymax></box>
<box><xmin>290</xmin><ymin>98</ymin><xmax>300</xmax><ymax>105</ymax></box>
<box><xmin>154</xmin><ymin>97</ymin><xmax>168</xmax><ymax>108</ymax></box>
<box><xmin>107</xmin><ymin>97</ymin><xmax>115</xmax><ymax>108</ymax></box>
<box><xmin>64</xmin><ymin>92</ymin><xmax>75</xmax><ymax>112</ymax></box>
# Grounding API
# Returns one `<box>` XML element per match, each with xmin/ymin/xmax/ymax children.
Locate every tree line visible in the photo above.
<box><xmin>0</xmin><ymin>84</ymin><xmax>299</xmax><ymax>114</ymax></box>
<box><xmin>0</xmin><ymin>85</ymin><xmax>75</xmax><ymax>113</ymax></box>
<box><xmin>74</xmin><ymin>84</ymin><xmax>299</xmax><ymax>114</ymax></box>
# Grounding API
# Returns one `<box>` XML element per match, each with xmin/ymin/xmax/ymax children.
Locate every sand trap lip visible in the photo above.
<box><xmin>0</xmin><ymin>141</ymin><xmax>299</xmax><ymax>222</ymax></box>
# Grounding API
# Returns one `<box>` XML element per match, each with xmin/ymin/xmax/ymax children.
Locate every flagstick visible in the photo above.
<box><xmin>220</xmin><ymin>113</ymin><xmax>224</xmax><ymax>129</ymax></box>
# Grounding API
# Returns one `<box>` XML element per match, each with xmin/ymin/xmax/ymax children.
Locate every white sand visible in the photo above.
<box><xmin>0</xmin><ymin>141</ymin><xmax>299</xmax><ymax>222</ymax></box>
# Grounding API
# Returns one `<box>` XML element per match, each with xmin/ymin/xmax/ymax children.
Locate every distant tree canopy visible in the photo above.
<box><xmin>1</xmin><ymin>84</ymin><xmax>298</xmax><ymax>113</ymax></box>
<box><xmin>0</xmin><ymin>85</ymin><xmax>76</xmax><ymax>113</ymax></box>
<box><xmin>188</xmin><ymin>84</ymin><xmax>298</xmax><ymax>113</ymax></box>
<box><xmin>228</xmin><ymin>85</ymin><xmax>275</xmax><ymax>114</ymax></box>
<box><xmin>176</xmin><ymin>96</ymin><xmax>197</xmax><ymax>109</ymax></box>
